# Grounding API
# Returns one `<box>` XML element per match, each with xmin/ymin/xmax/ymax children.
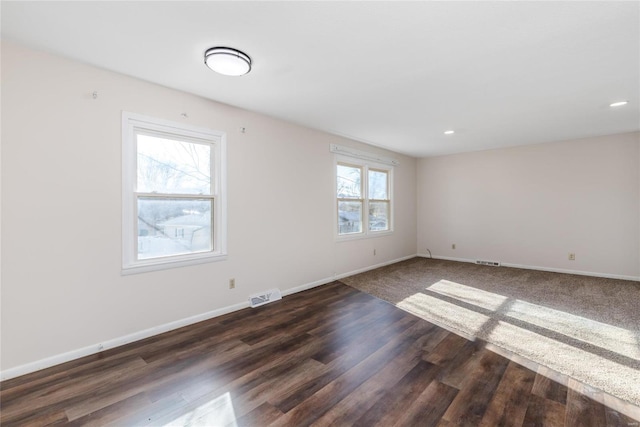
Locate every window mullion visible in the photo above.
<box><xmin>337</xmin><ymin>197</ymin><xmax>364</xmax><ymax>205</ymax></box>
<box><xmin>135</xmin><ymin>192</ymin><xmax>215</xmax><ymax>200</ymax></box>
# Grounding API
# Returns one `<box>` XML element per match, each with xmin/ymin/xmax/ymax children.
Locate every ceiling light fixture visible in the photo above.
<box><xmin>204</xmin><ymin>47</ymin><xmax>252</xmax><ymax>76</ymax></box>
<box><xmin>609</xmin><ymin>101</ymin><xmax>628</xmax><ymax>107</ymax></box>
<box><xmin>444</xmin><ymin>130</ymin><xmax>455</xmax><ymax>135</ymax></box>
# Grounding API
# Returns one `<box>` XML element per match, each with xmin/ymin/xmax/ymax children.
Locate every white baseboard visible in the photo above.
<box><xmin>418</xmin><ymin>254</ymin><xmax>474</xmax><ymax>264</ymax></box>
<box><xmin>0</xmin><ymin>253</ymin><xmax>417</xmax><ymax>382</ymax></box>
<box><xmin>0</xmin><ymin>300</ymin><xmax>250</xmax><ymax>382</ymax></box>
<box><xmin>280</xmin><ymin>277</ymin><xmax>334</xmax><ymax>297</ymax></box>
<box><xmin>335</xmin><ymin>254</ymin><xmax>417</xmax><ymax>280</ymax></box>
<box><xmin>416</xmin><ymin>253</ymin><xmax>640</xmax><ymax>282</ymax></box>
<box><xmin>501</xmin><ymin>262</ymin><xmax>640</xmax><ymax>282</ymax></box>
<box><xmin>4</xmin><ymin>252</ymin><xmax>634</xmax><ymax>382</ymax></box>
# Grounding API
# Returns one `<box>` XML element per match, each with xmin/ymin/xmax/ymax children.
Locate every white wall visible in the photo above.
<box><xmin>417</xmin><ymin>132</ymin><xmax>640</xmax><ymax>280</ymax></box>
<box><xmin>0</xmin><ymin>42</ymin><xmax>417</xmax><ymax>372</ymax></box>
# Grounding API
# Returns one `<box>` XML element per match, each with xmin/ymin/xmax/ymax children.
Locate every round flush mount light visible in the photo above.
<box><xmin>204</xmin><ymin>47</ymin><xmax>252</xmax><ymax>76</ymax></box>
<box><xmin>444</xmin><ymin>130</ymin><xmax>455</xmax><ymax>135</ymax></box>
<box><xmin>609</xmin><ymin>100</ymin><xmax>628</xmax><ymax>107</ymax></box>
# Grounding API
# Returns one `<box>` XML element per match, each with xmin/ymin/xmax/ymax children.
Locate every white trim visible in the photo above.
<box><xmin>0</xmin><ymin>253</ymin><xmax>418</xmax><ymax>382</ymax></box>
<box><xmin>335</xmin><ymin>254</ymin><xmax>417</xmax><ymax>280</ymax></box>
<box><xmin>5</xmin><ymin>252</ymin><xmax>634</xmax><ymax>381</ymax></box>
<box><xmin>501</xmin><ymin>262</ymin><xmax>640</xmax><ymax>282</ymax></box>
<box><xmin>330</xmin><ymin>143</ymin><xmax>400</xmax><ymax>166</ymax></box>
<box><xmin>281</xmin><ymin>276</ymin><xmax>336</xmax><ymax>296</ymax></box>
<box><xmin>417</xmin><ymin>255</ymin><xmax>476</xmax><ymax>264</ymax></box>
<box><xmin>120</xmin><ymin>253</ymin><xmax>228</xmax><ymax>275</ymax></box>
<box><xmin>334</xmin><ymin>155</ymin><xmax>394</xmax><ymax>240</ymax></box>
<box><xmin>121</xmin><ymin>111</ymin><xmax>228</xmax><ymax>274</ymax></box>
<box><xmin>416</xmin><ymin>254</ymin><xmax>640</xmax><ymax>282</ymax></box>
<box><xmin>0</xmin><ymin>300</ymin><xmax>248</xmax><ymax>382</ymax></box>
<box><xmin>335</xmin><ymin>230</ymin><xmax>394</xmax><ymax>242</ymax></box>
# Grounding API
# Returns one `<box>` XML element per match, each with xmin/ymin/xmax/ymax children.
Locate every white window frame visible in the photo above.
<box><xmin>122</xmin><ymin>112</ymin><xmax>227</xmax><ymax>274</ymax></box>
<box><xmin>333</xmin><ymin>145</ymin><xmax>395</xmax><ymax>241</ymax></box>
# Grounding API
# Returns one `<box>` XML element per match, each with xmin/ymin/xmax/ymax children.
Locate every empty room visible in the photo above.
<box><xmin>1</xmin><ymin>1</ymin><xmax>639</xmax><ymax>426</ymax></box>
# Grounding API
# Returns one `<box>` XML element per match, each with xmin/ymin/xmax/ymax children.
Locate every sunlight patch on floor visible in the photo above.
<box><xmin>507</xmin><ymin>299</ymin><xmax>640</xmax><ymax>360</ymax></box>
<box><xmin>483</xmin><ymin>319</ymin><xmax>640</xmax><ymax>401</ymax></box>
<box><xmin>398</xmin><ymin>291</ymin><xmax>490</xmax><ymax>336</ymax></box>
<box><xmin>426</xmin><ymin>279</ymin><xmax>639</xmax><ymax>360</ymax></box>
<box><xmin>428</xmin><ymin>279</ymin><xmax>509</xmax><ymax>311</ymax></box>
<box><xmin>401</xmin><ymin>280</ymin><xmax>640</xmax><ymax>405</ymax></box>
<box><xmin>163</xmin><ymin>391</ymin><xmax>237</xmax><ymax>427</ymax></box>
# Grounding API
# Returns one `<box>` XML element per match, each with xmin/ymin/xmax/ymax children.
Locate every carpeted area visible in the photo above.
<box><xmin>340</xmin><ymin>257</ymin><xmax>640</xmax><ymax>406</ymax></box>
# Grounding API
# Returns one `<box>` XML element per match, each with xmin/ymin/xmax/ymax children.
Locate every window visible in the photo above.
<box><xmin>334</xmin><ymin>145</ymin><xmax>394</xmax><ymax>238</ymax></box>
<box><xmin>122</xmin><ymin>112</ymin><xmax>227</xmax><ymax>274</ymax></box>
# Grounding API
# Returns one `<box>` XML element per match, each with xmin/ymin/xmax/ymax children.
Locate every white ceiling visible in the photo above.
<box><xmin>2</xmin><ymin>1</ymin><xmax>639</xmax><ymax>157</ymax></box>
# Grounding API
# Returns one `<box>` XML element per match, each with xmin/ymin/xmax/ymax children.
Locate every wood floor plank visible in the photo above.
<box><xmin>270</xmin><ymin>319</ymin><xmax>433</xmax><ymax>426</ymax></box>
<box><xmin>479</xmin><ymin>361</ymin><xmax>536</xmax><ymax>427</ymax></box>
<box><xmin>307</xmin><ymin>301</ymin><xmax>406</xmax><ymax>364</ymax></box>
<box><xmin>523</xmin><ymin>394</ymin><xmax>566</xmax><ymax>427</ymax></box>
<box><xmin>148</xmin><ymin>334</ymin><xmax>321</xmax><ymax>408</ymax></box>
<box><xmin>565</xmin><ymin>379</ymin><xmax>608</xmax><ymax>427</ymax></box>
<box><xmin>0</xmin><ymin>356</ymin><xmax>148</xmax><ymax>424</ymax></box>
<box><xmin>0</xmin><ymin>354</ymin><xmax>147</xmax><ymax>406</ymax></box>
<box><xmin>270</xmin><ymin>315</ymin><xmax>418</xmax><ymax>413</ymax></box>
<box><xmin>351</xmin><ymin>360</ymin><xmax>441</xmax><ymax>426</ymax></box>
<box><xmin>423</xmin><ymin>331</ymin><xmax>469</xmax><ymax>367</ymax></box>
<box><xmin>310</xmin><ymin>323</ymin><xmax>443</xmax><ymax>426</ymax></box>
<box><xmin>603</xmin><ymin>394</ymin><xmax>640</xmax><ymax>427</ymax></box>
<box><xmin>235</xmin><ymin>402</ymin><xmax>284</xmax><ymax>427</ymax></box>
<box><xmin>437</xmin><ymin>339</ymin><xmax>486</xmax><ymax>389</ymax></box>
<box><xmin>418</xmin><ymin>324</ymin><xmax>451</xmax><ymax>354</ymax></box>
<box><xmin>0</xmin><ymin>407</ymin><xmax>69</xmax><ymax>427</ymax></box>
<box><xmin>440</xmin><ymin>348</ymin><xmax>511</xmax><ymax>426</ymax></box>
<box><xmin>224</xmin><ymin>359</ymin><xmax>328</xmax><ymax>420</ymax></box>
<box><xmin>66</xmin><ymin>392</ymin><xmax>152</xmax><ymax>426</ymax></box>
<box><xmin>164</xmin><ymin>334</ymin><xmax>331</xmax><ymax>409</ymax></box>
<box><xmin>604</xmin><ymin>407</ymin><xmax>640</xmax><ymax>427</ymax></box>
<box><xmin>104</xmin><ymin>392</ymin><xmax>190</xmax><ymax>427</ymax></box>
<box><xmin>309</xmin><ymin>355</ymin><xmax>422</xmax><ymax>426</ymax></box>
<box><xmin>391</xmin><ymin>380</ymin><xmax>459</xmax><ymax>427</ymax></box>
<box><xmin>1</xmin><ymin>281</ymin><xmax>638</xmax><ymax>426</ymax></box>
<box><xmin>532</xmin><ymin>369</ymin><xmax>569</xmax><ymax>405</ymax></box>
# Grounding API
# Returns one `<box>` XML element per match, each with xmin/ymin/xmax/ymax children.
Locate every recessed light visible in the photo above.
<box><xmin>204</xmin><ymin>47</ymin><xmax>252</xmax><ymax>76</ymax></box>
<box><xmin>444</xmin><ymin>130</ymin><xmax>455</xmax><ymax>135</ymax></box>
<box><xmin>609</xmin><ymin>101</ymin><xmax>628</xmax><ymax>107</ymax></box>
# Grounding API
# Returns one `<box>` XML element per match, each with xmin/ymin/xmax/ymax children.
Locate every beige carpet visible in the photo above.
<box><xmin>340</xmin><ymin>257</ymin><xmax>640</xmax><ymax>406</ymax></box>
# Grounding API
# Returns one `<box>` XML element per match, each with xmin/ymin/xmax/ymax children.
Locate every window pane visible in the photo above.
<box><xmin>338</xmin><ymin>201</ymin><xmax>362</xmax><ymax>234</ymax></box>
<box><xmin>369</xmin><ymin>201</ymin><xmax>389</xmax><ymax>231</ymax></box>
<box><xmin>368</xmin><ymin>169</ymin><xmax>388</xmax><ymax>200</ymax></box>
<box><xmin>137</xmin><ymin>134</ymin><xmax>211</xmax><ymax>195</ymax></box>
<box><xmin>337</xmin><ymin>164</ymin><xmax>362</xmax><ymax>198</ymax></box>
<box><xmin>138</xmin><ymin>198</ymin><xmax>212</xmax><ymax>259</ymax></box>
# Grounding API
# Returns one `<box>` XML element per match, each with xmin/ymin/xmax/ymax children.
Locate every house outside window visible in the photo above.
<box><xmin>122</xmin><ymin>112</ymin><xmax>227</xmax><ymax>274</ymax></box>
<box><xmin>332</xmin><ymin>144</ymin><xmax>396</xmax><ymax>239</ymax></box>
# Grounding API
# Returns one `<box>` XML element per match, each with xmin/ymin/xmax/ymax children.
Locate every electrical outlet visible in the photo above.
<box><xmin>229</xmin><ymin>278</ymin><xmax>235</xmax><ymax>289</ymax></box>
<box><xmin>568</xmin><ymin>253</ymin><xmax>575</xmax><ymax>261</ymax></box>
<box><xmin>452</xmin><ymin>244</ymin><xmax>456</xmax><ymax>250</ymax></box>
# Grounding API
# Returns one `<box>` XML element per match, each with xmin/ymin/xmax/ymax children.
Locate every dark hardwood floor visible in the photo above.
<box><xmin>1</xmin><ymin>281</ymin><xmax>639</xmax><ymax>426</ymax></box>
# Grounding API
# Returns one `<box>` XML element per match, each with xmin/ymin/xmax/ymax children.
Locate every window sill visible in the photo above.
<box><xmin>121</xmin><ymin>252</ymin><xmax>227</xmax><ymax>275</ymax></box>
<box><xmin>336</xmin><ymin>230</ymin><xmax>394</xmax><ymax>242</ymax></box>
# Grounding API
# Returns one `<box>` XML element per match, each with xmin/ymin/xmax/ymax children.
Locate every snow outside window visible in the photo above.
<box><xmin>122</xmin><ymin>112</ymin><xmax>227</xmax><ymax>274</ymax></box>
